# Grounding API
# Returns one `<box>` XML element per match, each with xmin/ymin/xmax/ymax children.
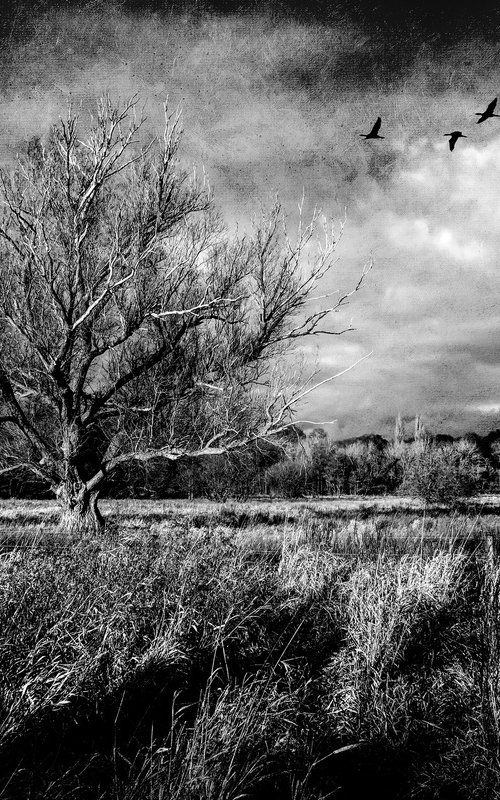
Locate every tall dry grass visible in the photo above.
<box><xmin>0</xmin><ymin>506</ymin><xmax>498</xmax><ymax>799</ymax></box>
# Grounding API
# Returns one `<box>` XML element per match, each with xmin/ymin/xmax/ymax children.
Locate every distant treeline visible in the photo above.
<box><xmin>3</xmin><ymin>417</ymin><xmax>500</xmax><ymax>504</ymax></box>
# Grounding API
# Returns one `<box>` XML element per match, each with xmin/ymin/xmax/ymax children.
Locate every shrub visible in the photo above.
<box><xmin>266</xmin><ymin>460</ymin><xmax>306</xmax><ymax>498</ymax></box>
<box><xmin>401</xmin><ymin>441</ymin><xmax>489</xmax><ymax>505</ymax></box>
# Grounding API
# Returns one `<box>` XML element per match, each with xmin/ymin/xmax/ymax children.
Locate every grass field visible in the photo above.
<box><xmin>1</xmin><ymin>498</ymin><xmax>500</xmax><ymax>799</ymax></box>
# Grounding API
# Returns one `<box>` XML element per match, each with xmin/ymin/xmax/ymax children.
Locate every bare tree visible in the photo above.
<box><xmin>0</xmin><ymin>96</ymin><xmax>367</xmax><ymax>533</ymax></box>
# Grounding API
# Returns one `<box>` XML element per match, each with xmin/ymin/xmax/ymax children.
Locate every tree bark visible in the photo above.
<box><xmin>57</xmin><ymin>486</ymin><xmax>104</xmax><ymax>535</ymax></box>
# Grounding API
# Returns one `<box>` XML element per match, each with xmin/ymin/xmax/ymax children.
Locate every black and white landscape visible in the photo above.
<box><xmin>1</xmin><ymin>2</ymin><xmax>500</xmax><ymax>799</ymax></box>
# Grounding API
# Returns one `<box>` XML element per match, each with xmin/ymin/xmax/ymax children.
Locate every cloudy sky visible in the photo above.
<box><xmin>2</xmin><ymin>0</ymin><xmax>500</xmax><ymax>439</ymax></box>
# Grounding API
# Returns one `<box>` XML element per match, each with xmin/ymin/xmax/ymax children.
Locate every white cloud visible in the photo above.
<box><xmin>461</xmin><ymin>137</ymin><xmax>500</xmax><ymax>169</ymax></box>
<box><xmin>382</xmin><ymin>284</ymin><xmax>419</xmax><ymax>312</ymax></box>
<box><xmin>386</xmin><ymin>215</ymin><xmax>484</xmax><ymax>261</ymax></box>
<box><xmin>470</xmin><ymin>403</ymin><xmax>500</xmax><ymax>415</ymax></box>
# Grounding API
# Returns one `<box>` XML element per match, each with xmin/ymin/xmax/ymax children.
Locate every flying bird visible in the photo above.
<box><xmin>475</xmin><ymin>97</ymin><xmax>500</xmax><ymax>123</ymax></box>
<box><xmin>360</xmin><ymin>117</ymin><xmax>384</xmax><ymax>140</ymax></box>
<box><xmin>444</xmin><ymin>131</ymin><xmax>466</xmax><ymax>151</ymax></box>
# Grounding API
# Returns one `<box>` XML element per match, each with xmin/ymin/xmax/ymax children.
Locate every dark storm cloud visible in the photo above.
<box><xmin>2</xmin><ymin>0</ymin><xmax>500</xmax><ymax>94</ymax></box>
<box><xmin>3</xmin><ymin>0</ymin><xmax>499</xmax><ymax>40</ymax></box>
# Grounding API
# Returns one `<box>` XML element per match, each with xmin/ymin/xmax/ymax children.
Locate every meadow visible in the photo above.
<box><xmin>1</xmin><ymin>498</ymin><xmax>500</xmax><ymax>799</ymax></box>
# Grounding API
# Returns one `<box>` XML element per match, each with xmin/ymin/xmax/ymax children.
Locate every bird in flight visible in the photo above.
<box><xmin>360</xmin><ymin>117</ymin><xmax>384</xmax><ymax>140</ymax></box>
<box><xmin>444</xmin><ymin>131</ymin><xmax>466</xmax><ymax>151</ymax></box>
<box><xmin>475</xmin><ymin>97</ymin><xmax>500</xmax><ymax>124</ymax></box>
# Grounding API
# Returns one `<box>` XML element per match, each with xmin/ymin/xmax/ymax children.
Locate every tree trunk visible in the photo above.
<box><xmin>57</xmin><ymin>486</ymin><xmax>104</xmax><ymax>535</ymax></box>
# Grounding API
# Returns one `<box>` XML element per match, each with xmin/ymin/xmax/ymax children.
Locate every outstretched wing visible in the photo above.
<box><xmin>370</xmin><ymin>116</ymin><xmax>382</xmax><ymax>136</ymax></box>
<box><xmin>486</xmin><ymin>97</ymin><xmax>498</xmax><ymax>114</ymax></box>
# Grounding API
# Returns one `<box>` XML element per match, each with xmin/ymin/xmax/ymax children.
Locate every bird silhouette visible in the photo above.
<box><xmin>444</xmin><ymin>131</ymin><xmax>466</xmax><ymax>151</ymax></box>
<box><xmin>475</xmin><ymin>97</ymin><xmax>500</xmax><ymax>123</ymax></box>
<box><xmin>360</xmin><ymin>117</ymin><xmax>384</xmax><ymax>140</ymax></box>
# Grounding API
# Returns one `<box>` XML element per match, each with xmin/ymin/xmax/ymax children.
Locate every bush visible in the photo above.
<box><xmin>401</xmin><ymin>441</ymin><xmax>489</xmax><ymax>505</ymax></box>
<box><xmin>265</xmin><ymin>460</ymin><xmax>306</xmax><ymax>498</ymax></box>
